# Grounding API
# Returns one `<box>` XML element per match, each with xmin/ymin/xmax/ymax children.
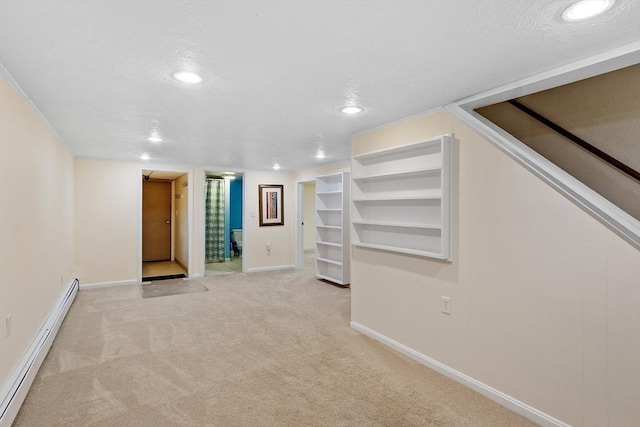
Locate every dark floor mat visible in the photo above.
<box><xmin>142</xmin><ymin>273</ymin><xmax>186</xmax><ymax>281</ymax></box>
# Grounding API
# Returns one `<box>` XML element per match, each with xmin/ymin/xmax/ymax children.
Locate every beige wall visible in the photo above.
<box><xmin>244</xmin><ymin>170</ymin><xmax>296</xmax><ymax>270</ymax></box>
<box><xmin>74</xmin><ymin>158</ymin><xmax>138</xmax><ymax>284</ymax></box>
<box><xmin>293</xmin><ymin>160</ymin><xmax>350</xmax><ymax>182</ymax></box>
<box><xmin>477</xmin><ymin>64</ymin><xmax>640</xmax><ymax>220</ymax></box>
<box><xmin>0</xmin><ymin>75</ymin><xmax>74</xmax><ymax>390</ymax></box>
<box><xmin>351</xmin><ymin>110</ymin><xmax>640</xmax><ymax>426</ymax></box>
<box><xmin>303</xmin><ymin>182</ymin><xmax>316</xmax><ymax>250</ymax></box>
<box><xmin>174</xmin><ymin>174</ymin><xmax>188</xmax><ymax>269</ymax></box>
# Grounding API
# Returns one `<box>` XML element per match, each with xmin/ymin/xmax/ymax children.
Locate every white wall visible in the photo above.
<box><xmin>293</xmin><ymin>160</ymin><xmax>350</xmax><ymax>183</ymax></box>
<box><xmin>303</xmin><ymin>182</ymin><xmax>316</xmax><ymax>250</ymax></box>
<box><xmin>74</xmin><ymin>159</ymin><xmax>138</xmax><ymax>285</ymax></box>
<box><xmin>74</xmin><ymin>163</ymin><xmax>295</xmax><ymax>280</ymax></box>
<box><xmin>0</xmin><ymin>75</ymin><xmax>74</xmax><ymax>391</ymax></box>
<box><xmin>244</xmin><ymin>170</ymin><xmax>296</xmax><ymax>270</ymax></box>
<box><xmin>351</xmin><ymin>109</ymin><xmax>640</xmax><ymax>426</ymax></box>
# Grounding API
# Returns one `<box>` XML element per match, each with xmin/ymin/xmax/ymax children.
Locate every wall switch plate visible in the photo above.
<box><xmin>441</xmin><ymin>296</ymin><xmax>451</xmax><ymax>315</ymax></box>
<box><xmin>6</xmin><ymin>314</ymin><xmax>11</xmax><ymax>337</ymax></box>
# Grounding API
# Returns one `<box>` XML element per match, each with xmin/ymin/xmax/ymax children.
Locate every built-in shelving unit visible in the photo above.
<box><xmin>315</xmin><ymin>172</ymin><xmax>350</xmax><ymax>285</ymax></box>
<box><xmin>351</xmin><ymin>134</ymin><xmax>452</xmax><ymax>260</ymax></box>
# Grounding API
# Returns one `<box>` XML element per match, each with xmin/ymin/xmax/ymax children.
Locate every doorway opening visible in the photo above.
<box><xmin>142</xmin><ymin>169</ymin><xmax>189</xmax><ymax>281</ymax></box>
<box><xmin>296</xmin><ymin>179</ymin><xmax>316</xmax><ymax>272</ymax></box>
<box><xmin>204</xmin><ymin>171</ymin><xmax>244</xmax><ymax>276</ymax></box>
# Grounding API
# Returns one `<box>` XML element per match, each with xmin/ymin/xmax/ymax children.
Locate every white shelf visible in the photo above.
<box><xmin>352</xmin><ymin>220</ymin><xmax>441</xmax><ymax>230</ymax></box>
<box><xmin>352</xmin><ymin>242</ymin><xmax>449</xmax><ymax>260</ymax></box>
<box><xmin>352</xmin><ymin>194</ymin><xmax>441</xmax><ymax>202</ymax></box>
<box><xmin>315</xmin><ymin>172</ymin><xmax>350</xmax><ymax>285</ymax></box>
<box><xmin>351</xmin><ymin>134</ymin><xmax>452</xmax><ymax>261</ymax></box>
<box><xmin>316</xmin><ymin>257</ymin><xmax>342</xmax><ymax>266</ymax></box>
<box><xmin>352</xmin><ymin>167</ymin><xmax>440</xmax><ymax>181</ymax></box>
<box><xmin>352</xmin><ymin>138</ymin><xmax>442</xmax><ymax>161</ymax></box>
<box><xmin>316</xmin><ymin>240</ymin><xmax>341</xmax><ymax>247</ymax></box>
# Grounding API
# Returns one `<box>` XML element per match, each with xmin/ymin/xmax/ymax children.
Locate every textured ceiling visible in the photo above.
<box><xmin>0</xmin><ymin>0</ymin><xmax>638</xmax><ymax>171</ymax></box>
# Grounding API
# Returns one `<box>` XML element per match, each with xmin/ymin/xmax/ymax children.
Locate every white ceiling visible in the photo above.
<box><xmin>0</xmin><ymin>0</ymin><xmax>638</xmax><ymax>171</ymax></box>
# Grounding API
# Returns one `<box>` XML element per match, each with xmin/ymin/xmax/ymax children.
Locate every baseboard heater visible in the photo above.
<box><xmin>0</xmin><ymin>278</ymin><xmax>79</xmax><ymax>427</ymax></box>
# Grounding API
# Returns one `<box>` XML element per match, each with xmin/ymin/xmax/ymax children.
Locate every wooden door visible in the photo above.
<box><xmin>142</xmin><ymin>181</ymin><xmax>171</xmax><ymax>261</ymax></box>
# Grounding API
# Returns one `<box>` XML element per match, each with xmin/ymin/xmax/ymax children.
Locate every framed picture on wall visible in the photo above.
<box><xmin>259</xmin><ymin>184</ymin><xmax>284</xmax><ymax>226</ymax></box>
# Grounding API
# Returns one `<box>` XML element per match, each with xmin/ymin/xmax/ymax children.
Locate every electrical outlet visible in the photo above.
<box><xmin>441</xmin><ymin>296</ymin><xmax>451</xmax><ymax>315</ymax></box>
<box><xmin>6</xmin><ymin>314</ymin><xmax>11</xmax><ymax>337</ymax></box>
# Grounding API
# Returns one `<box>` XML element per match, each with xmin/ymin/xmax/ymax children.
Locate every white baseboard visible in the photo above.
<box><xmin>79</xmin><ymin>279</ymin><xmax>138</xmax><ymax>290</ymax></box>
<box><xmin>245</xmin><ymin>264</ymin><xmax>295</xmax><ymax>273</ymax></box>
<box><xmin>350</xmin><ymin>321</ymin><xmax>569</xmax><ymax>427</ymax></box>
<box><xmin>0</xmin><ymin>278</ymin><xmax>78</xmax><ymax>427</ymax></box>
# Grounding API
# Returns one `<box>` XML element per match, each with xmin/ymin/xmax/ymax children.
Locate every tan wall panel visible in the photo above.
<box><xmin>350</xmin><ymin>109</ymin><xmax>640</xmax><ymax>426</ymax></box>
<box><xmin>74</xmin><ymin>158</ymin><xmax>138</xmax><ymax>284</ymax></box>
<box><xmin>0</xmin><ymin>75</ymin><xmax>74</xmax><ymax>391</ymax></box>
<box><xmin>303</xmin><ymin>182</ymin><xmax>316</xmax><ymax>250</ymax></box>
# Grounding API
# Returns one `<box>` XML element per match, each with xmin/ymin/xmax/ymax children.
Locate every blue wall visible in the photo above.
<box><xmin>230</xmin><ymin>177</ymin><xmax>243</xmax><ymax>230</ymax></box>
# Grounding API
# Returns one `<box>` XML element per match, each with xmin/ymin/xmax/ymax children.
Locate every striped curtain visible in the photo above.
<box><xmin>205</xmin><ymin>178</ymin><xmax>225</xmax><ymax>262</ymax></box>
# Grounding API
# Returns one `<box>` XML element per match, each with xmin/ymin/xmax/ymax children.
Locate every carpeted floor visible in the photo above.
<box><xmin>13</xmin><ymin>257</ymin><xmax>536</xmax><ymax>426</ymax></box>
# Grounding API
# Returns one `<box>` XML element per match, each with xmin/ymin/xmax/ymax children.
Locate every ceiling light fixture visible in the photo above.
<box><xmin>341</xmin><ymin>106</ymin><xmax>363</xmax><ymax>115</ymax></box>
<box><xmin>315</xmin><ymin>151</ymin><xmax>327</xmax><ymax>159</ymax></box>
<box><xmin>273</xmin><ymin>163</ymin><xmax>281</xmax><ymax>170</ymax></box>
<box><xmin>140</xmin><ymin>153</ymin><xmax>150</xmax><ymax>161</ymax></box>
<box><xmin>562</xmin><ymin>0</ymin><xmax>615</xmax><ymax>21</ymax></box>
<box><xmin>147</xmin><ymin>133</ymin><xmax>162</xmax><ymax>143</ymax></box>
<box><xmin>173</xmin><ymin>71</ymin><xmax>203</xmax><ymax>84</ymax></box>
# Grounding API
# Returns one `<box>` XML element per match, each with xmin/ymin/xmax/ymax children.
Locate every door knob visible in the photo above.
<box><xmin>166</xmin><ymin>220</ymin><xmax>170</xmax><ymax>224</ymax></box>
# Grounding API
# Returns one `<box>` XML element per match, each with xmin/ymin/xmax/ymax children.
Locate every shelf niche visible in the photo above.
<box><xmin>351</xmin><ymin>134</ymin><xmax>452</xmax><ymax>261</ymax></box>
<box><xmin>315</xmin><ymin>172</ymin><xmax>350</xmax><ymax>285</ymax></box>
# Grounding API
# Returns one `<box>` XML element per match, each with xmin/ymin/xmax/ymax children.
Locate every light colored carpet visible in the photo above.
<box><xmin>140</xmin><ymin>279</ymin><xmax>208</xmax><ymax>299</ymax></box>
<box><xmin>14</xmin><ymin>261</ymin><xmax>536</xmax><ymax>426</ymax></box>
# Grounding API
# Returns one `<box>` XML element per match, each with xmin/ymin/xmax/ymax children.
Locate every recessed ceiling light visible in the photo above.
<box><xmin>562</xmin><ymin>0</ymin><xmax>614</xmax><ymax>21</ymax></box>
<box><xmin>341</xmin><ymin>106</ymin><xmax>363</xmax><ymax>115</ymax></box>
<box><xmin>140</xmin><ymin>153</ymin><xmax>150</xmax><ymax>160</ymax></box>
<box><xmin>173</xmin><ymin>71</ymin><xmax>203</xmax><ymax>84</ymax></box>
<box><xmin>147</xmin><ymin>133</ymin><xmax>162</xmax><ymax>143</ymax></box>
<box><xmin>273</xmin><ymin>163</ymin><xmax>281</xmax><ymax>170</ymax></box>
<box><xmin>315</xmin><ymin>151</ymin><xmax>327</xmax><ymax>159</ymax></box>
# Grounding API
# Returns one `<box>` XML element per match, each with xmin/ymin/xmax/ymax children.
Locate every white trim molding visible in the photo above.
<box><xmin>350</xmin><ymin>322</ymin><xmax>569</xmax><ymax>427</ymax></box>
<box><xmin>78</xmin><ymin>279</ymin><xmax>138</xmax><ymax>290</ymax></box>
<box><xmin>245</xmin><ymin>264</ymin><xmax>295</xmax><ymax>273</ymax></box>
<box><xmin>445</xmin><ymin>42</ymin><xmax>640</xmax><ymax>249</ymax></box>
<box><xmin>0</xmin><ymin>278</ymin><xmax>79</xmax><ymax>427</ymax></box>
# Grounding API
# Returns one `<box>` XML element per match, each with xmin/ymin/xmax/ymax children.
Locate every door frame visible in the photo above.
<box><xmin>295</xmin><ymin>176</ymin><xmax>316</xmax><ymax>269</ymax></box>
<box><xmin>197</xmin><ymin>166</ymin><xmax>247</xmax><ymax>276</ymax></box>
<box><xmin>137</xmin><ymin>165</ymin><xmax>194</xmax><ymax>282</ymax></box>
